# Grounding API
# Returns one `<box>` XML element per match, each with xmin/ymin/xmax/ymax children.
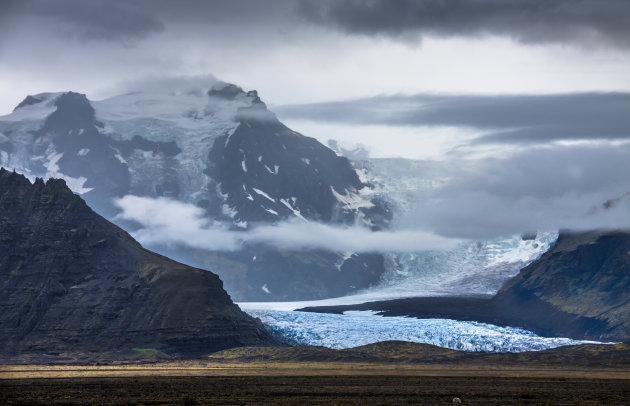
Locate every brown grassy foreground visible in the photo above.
<box><xmin>2</xmin><ymin>342</ymin><xmax>629</xmax><ymax>405</ymax></box>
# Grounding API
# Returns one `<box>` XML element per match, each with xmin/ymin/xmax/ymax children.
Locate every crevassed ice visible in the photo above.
<box><xmin>245</xmin><ymin>309</ymin><xmax>604</xmax><ymax>352</ymax></box>
<box><xmin>238</xmin><ymin>231</ymin><xmax>560</xmax><ymax>311</ymax></box>
<box><xmin>376</xmin><ymin>231</ymin><xmax>559</xmax><ymax>298</ymax></box>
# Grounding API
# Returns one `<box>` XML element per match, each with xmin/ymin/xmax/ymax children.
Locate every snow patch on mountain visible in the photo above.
<box><xmin>253</xmin><ymin>187</ymin><xmax>275</xmax><ymax>202</ymax></box>
<box><xmin>280</xmin><ymin>198</ymin><xmax>306</xmax><ymax>221</ymax></box>
<box><xmin>331</xmin><ymin>186</ymin><xmax>375</xmax><ymax>210</ymax></box>
<box><xmin>42</xmin><ymin>149</ymin><xmax>93</xmax><ymax>194</ymax></box>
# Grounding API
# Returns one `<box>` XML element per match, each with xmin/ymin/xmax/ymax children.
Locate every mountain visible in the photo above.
<box><xmin>0</xmin><ymin>81</ymin><xmax>391</xmax><ymax>301</ymax></box>
<box><xmin>492</xmin><ymin>230</ymin><xmax>630</xmax><ymax>340</ymax></box>
<box><xmin>0</xmin><ymin>168</ymin><xmax>274</xmax><ymax>361</ymax></box>
<box><xmin>300</xmin><ymin>230</ymin><xmax>630</xmax><ymax>341</ymax></box>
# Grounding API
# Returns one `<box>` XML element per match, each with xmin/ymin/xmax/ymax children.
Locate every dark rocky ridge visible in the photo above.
<box><xmin>0</xmin><ymin>168</ymin><xmax>275</xmax><ymax>361</ymax></box>
<box><xmin>206</xmin><ymin>83</ymin><xmax>390</xmax><ymax>227</ymax></box>
<box><xmin>301</xmin><ymin>230</ymin><xmax>630</xmax><ymax>341</ymax></box>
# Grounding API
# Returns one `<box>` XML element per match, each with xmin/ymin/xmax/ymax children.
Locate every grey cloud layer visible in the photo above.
<box><xmin>5</xmin><ymin>0</ymin><xmax>629</xmax><ymax>47</ymax></box>
<box><xmin>300</xmin><ymin>0</ymin><xmax>630</xmax><ymax>48</ymax></box>
<box><xmin>276</xmin><ymin>93</ymin><xmax>630</xmax><ymax>144</ymax></box>
<box><xmin>4</xmin><ymin>0</ymin><xmax>164</xmax><ymax>42</ymax></box>
<box><xmin>400</xmin><ymin>144</ymin><xmax>630</xmax><ymax>238</ymax></box>
<box><xmin>2</xmin><ymin>0</ymin><xmax>296</xmax><ymax>43</ymax></box>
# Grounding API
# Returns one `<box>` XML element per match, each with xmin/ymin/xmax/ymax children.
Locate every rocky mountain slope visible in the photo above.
<box><xmin>0</xmin><ymin>168</ymin><xmax>274</xmax><ymax>361</ymax></box>
<box><xmin>0</xmin><ymin>81</ymin><xmax>390</xmax><ymax>301</ymax></box>
<box><xmin>492</xmin><ymin>230</ymin><xmax>630</xmax><ymax>340</ymax></box>
<box><xmin>301</xmin><ymin>230</ymin><xmax>630</xmax><ymax>341</ymax></box>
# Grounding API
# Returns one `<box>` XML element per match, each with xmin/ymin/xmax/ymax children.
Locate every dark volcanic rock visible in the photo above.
<box><xmin>301</xmin><ymin>231</ymin><xmax>630</xmax><ymax>341</ymax></box>
<box><xmin>206</xmin><ymin>88</ymin><xmax>387</xmax><ymax>226</ymax></box>
<box><xmin>0</xmin><ymin>168</ymin><xmax>274</xmax><ymax>361</ymax></box>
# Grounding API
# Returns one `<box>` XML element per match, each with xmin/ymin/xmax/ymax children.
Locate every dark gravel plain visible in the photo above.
<box><xmin>3</xmin><ymin>375</ymin><xmax>630</xmax><ymax>405</ymax></box>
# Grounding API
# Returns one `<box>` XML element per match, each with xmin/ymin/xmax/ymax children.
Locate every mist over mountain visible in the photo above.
<box><xmin>0</xmin><ymin>81</ymin><xmax>394</xmax><ymax>301</ymax></box>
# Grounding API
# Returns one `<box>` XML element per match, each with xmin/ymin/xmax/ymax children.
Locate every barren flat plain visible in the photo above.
<box><xmin>2</xmin><ymin>342</ymin><xmax>630</xmax><ymax>405</ymax></box>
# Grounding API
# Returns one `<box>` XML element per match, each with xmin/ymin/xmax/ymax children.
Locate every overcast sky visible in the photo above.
<box><xmin>1</xmin><ymin>0</ymin><xmax>629</xmax><ymax>112</ymax></box>
<box><xmin>2</xmin><ymin>0</ymin><xmax>629</xmax><ymax>241</ymax></box>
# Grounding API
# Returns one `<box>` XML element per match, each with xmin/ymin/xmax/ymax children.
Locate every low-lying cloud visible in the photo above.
<box><xmin>113</xmin><ymin>141</ymin><xmax>630</xmax><ymax>252</ymax></box>
<box><xmin>276</xmin><ymin>92</ymin><xmax>630</xmax><ymax>145</ymax></box>
<box><xmin>114</xmin><ymin>195</ymin><xmax>460</xmax><ymax>253</ymax></box>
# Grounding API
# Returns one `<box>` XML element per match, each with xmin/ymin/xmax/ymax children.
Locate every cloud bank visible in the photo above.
<box><xmin>114</xmin><ymin>195</ymin><xmax>460</xmax><ymax>253</ymax></box>
<box><xmin>300</xmin><ymin>0</ymin><xmax>630</xmax><ymax>48</ymax></box>
<box><xmin>114</xmin><ymin>140</ymin><xmax>630</xmax><ymax>253</ymax></box>
<box><xmin>7</xmin><ymin>0</ymin><xmax>629</xmax><ymax>48</ymax></box>
<box><xmin>276</xmin><ymin>92</ymin><xmax>630</xmax><ymax>145</ymax></box>
<box><xmin>398</xmin><ymin>144</ymin><xmax>630</xmax><ymax>238</ymax></box>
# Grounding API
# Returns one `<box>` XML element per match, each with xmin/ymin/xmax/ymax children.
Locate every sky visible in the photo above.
<box><xmin>1</xmin><ymin>0</ymin><xmax>629</xmax><ymax>245</ymax></box>
<box><xmin>2</xmin><ymin>0</ymin><xmax>629</xmax><ymax>112</ymax></box>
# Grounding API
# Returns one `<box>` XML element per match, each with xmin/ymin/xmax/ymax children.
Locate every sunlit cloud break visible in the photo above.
<box><xmin>114</xmin><ymin>195</ymin><xmax>460</xmax><ymax>253</ymax></box>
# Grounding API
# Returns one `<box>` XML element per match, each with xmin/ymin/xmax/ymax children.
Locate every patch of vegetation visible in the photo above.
<box><xmin>132</xmin><ymin>348</ymin><xmax>170</xmax><ymax>360</ymax></box>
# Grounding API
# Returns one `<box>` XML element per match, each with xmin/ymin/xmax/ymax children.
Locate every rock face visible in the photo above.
<box><xmin>0</xmin><ymin>168</ymin><xmax>274</xmax><ymax>361</ymax></box>
<box><xmin>0</xmin><ymin>82</ymin><xmax>390</xmax><ymax>301</ymax></box>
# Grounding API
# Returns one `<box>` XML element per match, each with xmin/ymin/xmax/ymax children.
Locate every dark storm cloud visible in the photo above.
<box><xmin>2</xmin><ymin>0</ymin><xmax>297</xmax><ymax>43</ymax></box>
<box><xmin>299</xmin><ymin>0</ymin><xmax>630</xmax><ymax>48</ymax></box>
<box><xmin>4</xmin><ymin>0</ymin><xmax>165</xmax><ymax>42</ymax></box>
<box><xmin>276</xmin><ymin>93</ymin><xmax>630</xmax><ymax>144</ymax></box>
<box><xmin>10</xmin><ymin>0</ymin><xmax>630</xmax><ymax>48</ymax></box>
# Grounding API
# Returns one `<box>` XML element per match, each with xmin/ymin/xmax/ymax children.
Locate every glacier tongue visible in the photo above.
<box><xmin>244</xmin><ymin>309</ymin><xmax>606</xmax><ymax>352</ymax></box>
<box><xmin>377</xmin><ymin>231</ymin><xmax>559</xmax><ymax>298</ymax></box>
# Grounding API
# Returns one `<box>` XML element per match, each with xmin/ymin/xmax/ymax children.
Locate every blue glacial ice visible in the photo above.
<box><xmin>239</xmin><ymin>231</ymin><xmax>589</xmax><ymax>353</ymax></box>
<box><xmin>243</xmin><ymin>309</ymin><xmax>605</xmax><ymax>353</ymax></box>
<box><xmin>239</xmin><ymin>231</ymin><xmax>613</xmax><ymax>353</ymax></box>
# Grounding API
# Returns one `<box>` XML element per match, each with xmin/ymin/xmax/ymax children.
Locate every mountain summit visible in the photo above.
<box><xmin>0</xmin><ymin>80</ymin><xmax>391</xmax><ymax>301</ymax></box>
<box><xmin>0</xmin><ymin>168</ymin><xmax>274</xmax><ymax>361</ymax></box>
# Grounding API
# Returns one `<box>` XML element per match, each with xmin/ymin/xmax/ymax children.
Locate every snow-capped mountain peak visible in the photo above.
<box><xmin>0</xmin><ymin>79</ymin><xmax>390</xmax><ymax>301</ymax></box>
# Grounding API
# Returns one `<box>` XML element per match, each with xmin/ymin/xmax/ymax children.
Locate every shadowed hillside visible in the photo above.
<box><xmin>0</xmin><ymin>168</ymin><xmax>275</xmax><ymax>362</ymax></box>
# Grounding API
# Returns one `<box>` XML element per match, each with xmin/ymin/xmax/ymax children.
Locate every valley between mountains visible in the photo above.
<box><xmin>0</xmin><ymin>80</ymin><xmax>628</xmax><ymax>365</ymax></box>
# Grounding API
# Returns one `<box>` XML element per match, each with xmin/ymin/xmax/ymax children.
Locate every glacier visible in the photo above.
<box><xmin>240</xmin><ymin>231</ymin><xmax>559</xmax><ymax>311</ymax></box>
<box><xmin>239</xmin><ymin>230</ymin><xmax>574</xmax><ymax>353</ymax></box>
<box><xmin>244</xmin><ymin>309</ymin><xmax>605</xmax><ymax>352</ymax></box>
<box><xmin>377</xmin><ymin>231</ymin><xmax>559</xmax><ymax>298</ymax></box>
